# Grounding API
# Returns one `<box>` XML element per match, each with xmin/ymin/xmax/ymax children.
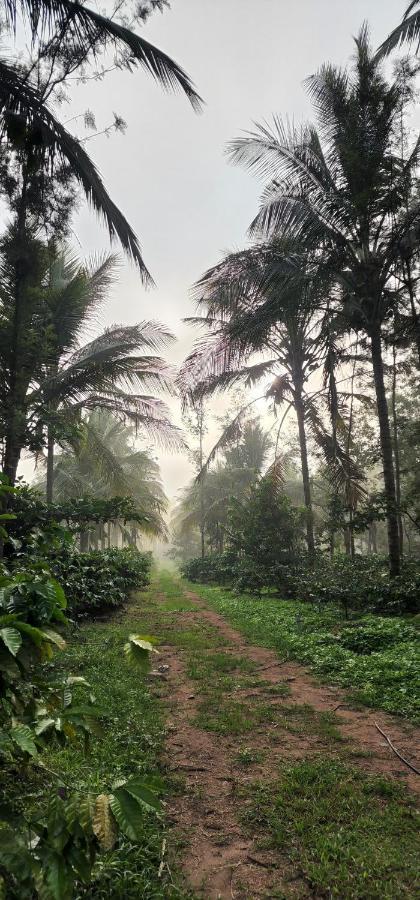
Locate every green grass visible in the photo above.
<box><xmin>242</xmin><ymin>758</ymin><xmax>420</xmax><ymax>899</ymax></box>
<box><xmin>194</xmin><ymin>697</ymin><xmax>269</xmax><ymax>735</ymax></box>
<box><xmin>186</xmin><ymin>583</ymin><xmax>420</xmax><ymax>721</ymax></box>
<box><xmin>22</xmin><ymin>585</ymin><xmax>189</xmax><ymax>899</ymax></box>
<box><xmin>235</xmin><ymin>747</ymin><xmax>265</xmax><ymax>766</ymax></box>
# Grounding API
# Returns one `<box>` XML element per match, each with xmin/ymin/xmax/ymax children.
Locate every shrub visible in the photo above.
<box><xmin>182</xmin><ymin>551</ymin><xmax>420</xmax><ymax>616</ymax></box>
<box><xmin>181</xmin><ymin>552</ymin><xmax>237</xmax><ymax>585</ymax></box>
<box><xmin>50</xmin><ymin>547</ymin><xmax>152</xmax><ymax>615</ymax></box>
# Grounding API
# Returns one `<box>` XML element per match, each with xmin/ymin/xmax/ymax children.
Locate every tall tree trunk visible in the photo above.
<box><xmin>294</xmin><ymin>388</ymin><xmax>315</xmax><ymax>555</ymax></box>
<box><xmin>4</xmin><ymin>170</ymin><xmax>30</xmax><ymax>488</ymax></box>
<box><xmin>46</xmin><ymin>425</ymin><xmax>55</xmax><ymax>503</ymax></box>
<box><xmin>404</xmin><ymin>260</ymin><xmax>420</xmax><ymax>368</ymax></box>
<box><xmin>370</xmin><ymin>326</ymin><xmax>401</xmax><ymax>576</ymax></box>
<box><xmin>391</xmin><ymin>344</ymin><xmax>404</xmax><ymax>556</ymax></box>
<box><xmin>198</xmin><ymin>402</ymin><xmax>206</xmax><ymax>559</ymax></box>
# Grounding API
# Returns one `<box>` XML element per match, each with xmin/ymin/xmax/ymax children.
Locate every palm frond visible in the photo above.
<box><xmin>196</xmin><ymin>397</ymin><xmax>264</xmax><ymax>482</ymax></box>
<box><xmin>5</xmin><ymin>0</ymin><xmax>202</xmax><ymax>110</ymax></box>
<box><xmin>377</xmin><ymin>2</ymin><xmax>420</xmax><ymax>58</ymax></box>
<box><xmin>0</xmin><ymin>59</ymin><xmax>150</xmax><ymax>280</ymax></box>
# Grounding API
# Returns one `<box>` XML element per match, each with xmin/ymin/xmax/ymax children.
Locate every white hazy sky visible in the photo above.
<box><xmin>19</xmin><ymin>0</ymin><xmax>406</xmax><ymax>502</ymax></box>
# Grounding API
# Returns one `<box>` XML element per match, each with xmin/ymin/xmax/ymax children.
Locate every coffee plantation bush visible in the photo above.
<box><xmin>50</xmin><ymin>547</ymin><xmax>152</xmax><ymax>615</ymax></box>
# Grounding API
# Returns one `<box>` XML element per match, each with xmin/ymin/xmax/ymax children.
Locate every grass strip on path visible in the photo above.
<box><xmin>185</xmin><ymin>582</ymin><xmax>420</xmax><ymax>721</ymax></box>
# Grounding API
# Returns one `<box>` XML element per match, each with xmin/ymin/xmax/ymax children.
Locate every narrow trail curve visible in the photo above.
<box><xmin>150</xmin><ymin>582</ymin><xmax>419</xmax><ymax>899</ymax></box>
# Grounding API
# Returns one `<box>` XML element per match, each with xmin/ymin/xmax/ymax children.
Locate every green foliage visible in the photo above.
<box><xmin>9</xmin><ymin>485</ymin><xmax>154</xmax><ymax>533</ymax></box>
<box><xmin>0</xmin><ymin>774</ymin><xmax>161</xmax><ymax>899</ymax></box>
<box><xmin>243</xmin><ymin>758</ymin><xmax>419</xmax><ymax>899</ymax></box>
<box><xmin>228</xmin><ymin>475</ymin><xmax>303</xmax><ymax>568</ymax></box>
<box><xmin>183</xmin><ymin>552</ymin><xmax>420</xmax><ymax>615</ymax></box>
<box><xmin>50</xmin><ymin>548</ymin><xmax>151</xmax><ymax>615</ymax></box>
<box><xmin>0</xmin><ymin>479</ymin><xmax>159</xmax><ymax>898</ymax></box>
<box><xmin>184</xmin><ymin>584</ymin><xmax>420</xmax><ymax>720</ymax></box>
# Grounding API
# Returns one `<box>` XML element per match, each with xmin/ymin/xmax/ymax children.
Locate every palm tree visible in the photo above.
<box><xmin>180</xmin><ymin>243</ymin><xmax>364</xmax><ymax>554</ymax></box>
<box><xmin>36</xmin><ymin>408</ymin><xmax>168</xmax><ymax>544</ymax></box>
<box><xmin>172</xmin><ymin>418</ymin><xmax>270</xmax><ymax>556</ymax></box>
<box><xmin>0</xmin><ymin>240</ymin><xmax>182</xmax><ymax>488</ymax></box>
<box><xmin>228</xmin><ymin>27</ymin><xmax>420</xmax><ymax>575</ymax></box>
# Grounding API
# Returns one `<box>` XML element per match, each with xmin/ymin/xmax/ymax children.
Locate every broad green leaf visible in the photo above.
<box><xmin>0</xmin><ymin>627</ymin><xmax>22</xmax><ymax>657</ymax></box>
<box><xmin>45</xmin><ymin>853</ymin><xmax>69</xmax><ymax>900</ymax></box>
<box><xmin>109</xmin><ymin>788</ymin><xmax>144</xmax><ymax>841</ymax></box>
<box><xmin>129</xmin><ymin>635</ymin><xmax>158</xmax><ymax>652</ymax></box>
<box><xmin>49</xmin><ymin>578</ymin><xmax>67</xmax><ymax>610</ymax></box>
<box><xmin>41</xmin><ymin>628</ymin><xmax>66</xmax><ymax>650</ymax></box>
<box><xmin>66</xmin><ymin>844</ymin><xmax>92</xmax><ymax>883</ymax></box>
<box><xmin>0</xmin><ymin>646</ymin><xmax>20</xmax><ymax>678</ymax></box>
<box><xmin>124</xmin><ymin>634</ymin><xmax>158</xmax><ymax>671</ymax></box>
<box><xmin>123</xmin><ymin>778</ymin><xmax>161</xmax><ymax>813</ymax></box>
<box><xmin>11</xmin><ymin>724</ymin><xmax>37</xmax><ymax>757</ymax></box>
<box><xmin>13</xmin><ymin>622</ymin><xmax>45</xmax><ymax>647</ymax></box>
<box><xmin>35</xmin><ymin>717</ymin><xmax>56</xmax><ymax>736</ymax></box>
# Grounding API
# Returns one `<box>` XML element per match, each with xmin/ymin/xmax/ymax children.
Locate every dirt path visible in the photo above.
<box><xmin>146</xmin><ymin>580</ymin><xmax>419</xmax><ymax>899</ymax></box>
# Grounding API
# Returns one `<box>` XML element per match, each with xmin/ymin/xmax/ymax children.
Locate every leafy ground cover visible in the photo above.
<box><xmin>184</xmin><ymin>583</ymin><xmax>420</xmax><ymax>721</ymax></box>
<box><xmin>1</xmin><ymin>581</ymin><xmax>188</xmax><ymax>900</ymax></box>
<box><xmin>242</xmin><ymin>758</ymin><xmax>419</xmax><ymax>899</ymax></box>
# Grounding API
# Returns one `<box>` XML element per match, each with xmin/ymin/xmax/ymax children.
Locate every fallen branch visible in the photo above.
<box><xmin>374</xmin><ymin>723</ymin><xmax>420</xmax><ymax>775</ymax></box>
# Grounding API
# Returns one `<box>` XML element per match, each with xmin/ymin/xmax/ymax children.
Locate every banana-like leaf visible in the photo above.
<box><xmin>123</xmin><ymin>777</ymin><xmax>161</xmax><ymax>813</ymax></box>
<box><xmin>41</xmin><ymin>628</ymin><xmax>66</xmax><ymax>650</ymax></box>
<box><xmin>108</xmin><ymin>788</ymin><xmax>144</xmax><ymax>842</ymax></box>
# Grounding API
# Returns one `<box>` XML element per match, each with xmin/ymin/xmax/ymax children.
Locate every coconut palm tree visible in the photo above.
<box><xmin>0</xmin><ymin>240</ymin><xmax>182</xmax><ymax>489</ymax></box>
<box><xmin>172</xmin><ymin>418</ymin><xmax>270</xmax><ymax>557</ymax></box>
<box><xmin>36</xmin><ymin>408</ymin><xmax>168</xmax><ymax>543</ymax></box>
<box><xmin>180</xmin><ymin>242</ymin><xmax>365</xmax><ymax>554</ymax></box>
<box><xmin>228</xmin><ymin>26</ymin><xmax>420</xmax><ymax>575</ymax></box>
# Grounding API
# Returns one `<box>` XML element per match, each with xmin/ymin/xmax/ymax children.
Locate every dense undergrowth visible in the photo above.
<box><xmin>184</xmin><ymin>582</ymin><xmax>420</xmax><ymax>721</ymax></box>
<box><xmin>0</xmin><ymin>479</ymin><xmax>159</xmax><ymax>898</ymax></box>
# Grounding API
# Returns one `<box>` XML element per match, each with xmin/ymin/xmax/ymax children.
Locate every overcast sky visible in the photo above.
<box><xmin>20</xmin><ymin>0</ymin><xmax>406</xmax><ymax>502</ymax></box>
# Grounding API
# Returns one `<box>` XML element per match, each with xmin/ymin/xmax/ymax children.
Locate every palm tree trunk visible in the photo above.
<box><xmin>46</xmin><ymin>425</ymin><xmax>55</xmax><ymax>503</ymax></box>
<box><xmin>370</xmin><ymin>326</ymin><xmax>400</xmax><ymax>576</ymax></box>
<box><xmin>198</xmin><ymin>405</ymin><xmax>206</xmax><ymax>559</ymax></box>
<box><xmin>391</xmin><ymin>344</ymin><xmax>404</xmax><ymax>556</ymax></box>
<box><xmin>404</xmin><ymin>261</ymin><xmax>420</xmax><ymax>368</ymax></box>
<box><xmin>4</xmin><ymin>169</ymin><xmax>30</xmax><ymax>488</ymax></box>
<box><xmin>294</xmin><ymin>389</ymin><xmax>315</xmax><ymax>555</ymax></box>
